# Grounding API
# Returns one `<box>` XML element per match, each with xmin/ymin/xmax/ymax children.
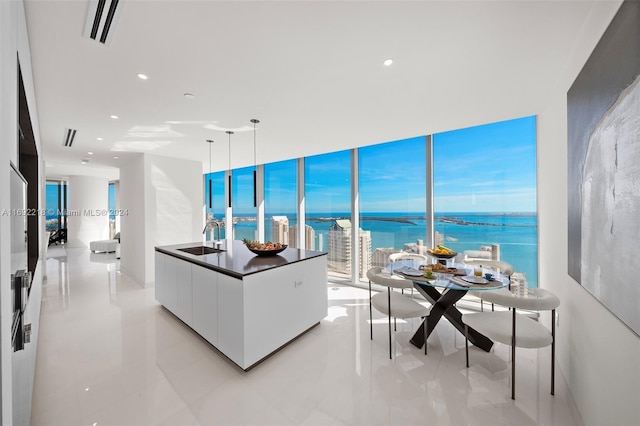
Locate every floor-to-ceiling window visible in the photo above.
<box><xmin>108</xmin><ymin>181</ymin><xmax>119</xmax><ymax>239</ymax></box>
<box><xmin>205</xmin><ymin>171</ymin><xmax>226</xmax><ymax>240</ymax></box>
<box><xmin>231</xmin><ymin>166</ymin><xmax>257</xmax><ymax>241</ymax></box>
<box><xmin>264</xmin><ymin>159</ymin><xmax>298</xmax><ymax>247</ymax></box>
<box><xmin>46</xmin><ymin>180</ymin><xmax>68</xmax><ymax>244</ymax></box>
<box><xmin>432</xmin><ymin>116</ymin><xmax>538</xmax><ymax>287</ymax></box>
<box><xmin>202</xmin><ymin>116</ymin><xmax>537</xmax><ymax>286</ymax></box>
<box><xmin>359</xmin><ymin>136</ymin><xmax>427</xmax><ymax>275</ymax></box>
<box><xmin>304</xmin><ymin>150</ymin><xmax>351</xmax><ymax>278</ymax></box>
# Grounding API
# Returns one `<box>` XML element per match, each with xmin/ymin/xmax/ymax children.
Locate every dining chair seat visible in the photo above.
<box><xmin>463</xmin><ymin>311</ymin><xmax>553</xmax><ymax>348</ymax></box>
<box><xmin>462</xmin><ymin>287</ymin><xmax>559</xmax><ymax>399</ymax></box>
<box><xmin>371</xmin><ymin>291</ymin><xmax>428</xmax><ymax>320</ymax></box>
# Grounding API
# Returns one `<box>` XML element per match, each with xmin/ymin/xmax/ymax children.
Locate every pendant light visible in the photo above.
<box><xmin>206</xmin><ymin>139</ymin><xmax>214</xmax><ymax>209</ymax></box>
<box><xmin>226</xmin><ymin>131</ymin><xmax>234</xmax><ymax>208</ymax></box>
<box><xmin>250</xmin><ymin>119</ymin><xmax>260</xmax><ymax>207</ymax></box>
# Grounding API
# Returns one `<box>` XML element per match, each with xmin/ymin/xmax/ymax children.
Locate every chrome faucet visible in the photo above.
<box><xmin>203</xmin><ymin>219</ymin><xmax>222</xmax><ymax>244</ymax></box>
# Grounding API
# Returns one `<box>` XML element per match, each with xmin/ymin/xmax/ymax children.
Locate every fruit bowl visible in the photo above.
<box><xmin>242</xmin><ymin>239</ymin><xmax>287</xmax><ymax>256</ymax></box>
<box><xmin>246</xmin><ymin>245</ymin><xmax>287</xmax><ymax>256</ymax></box>
<box><xmin>427</xmin><ymin>249</ymin><xmax>457</xmax><ymax>259</ymax></box>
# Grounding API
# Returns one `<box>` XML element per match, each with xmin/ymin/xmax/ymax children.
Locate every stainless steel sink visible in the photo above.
<box><xmin>177</xmin><ymin>246</ymin><xmax>225</xmax><ymax>255</ymax></box>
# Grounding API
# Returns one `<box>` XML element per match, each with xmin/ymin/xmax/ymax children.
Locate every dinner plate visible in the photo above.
<box><xmin>461</xmin><ymin>275</ymin><xmax>489</xmax><ymax>285</ymax></box>
<box><xmin>396</xmin><ymin>267</ymin><xmax>423</xmax><ymax>277</ymax></box>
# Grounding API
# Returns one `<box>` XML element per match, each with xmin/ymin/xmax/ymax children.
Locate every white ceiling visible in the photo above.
<box><xmin>24</xmin><ymin>0</ymin><xmax>610</xmax><ymax>180</ymax></box>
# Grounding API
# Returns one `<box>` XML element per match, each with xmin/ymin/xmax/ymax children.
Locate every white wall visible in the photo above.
<box><xmin>120</xmin><ymin>153</ymin><xmax>202</xmax><ymax>286</ymax></box>
<box><xmin>1</xmin><ymin>0</ymin><xmax>45</xmax><ymax>423</ymax></box>
<box><xmin>119</xmin><ymin>154</ymin><xmax>145</xmax><ymax>285</ymax></box>
<box><xmin>66</xmin><ymin>175</ymin><xmax>109</xmax><ymax>248</ymax></box>
<box><xmin>0</xmin><ymin>1</ymin><xmax>19</xmax><ymax>421</ymax></box>
<box><xmin>537</xmin><ymin>1</ymin><xmax>640</xmax><ymax>424</ymax></box>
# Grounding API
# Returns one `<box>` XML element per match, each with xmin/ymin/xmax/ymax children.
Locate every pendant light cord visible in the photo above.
<box><xmin>250</xmin><ymin>119</ymin><xmax>260</xmax><ymax>167</ymax></box>
<box><xmin>226</xmin><ymin>131</ymin><xmax>234</xmax><ymax>208</ymax></box>
<box><xmin>250</xmin><ymin>119</ymin><xmax>260</xmax><ymax>208</ymax></box>
<box><xmin>206</xmin><ymin>139</ymin><xmax>214</xmax><ymax>210</ymax></box>
<box><xmin>227</xmin><ymin>131</ymin><xmax>233</xmax><ymax>171</ymax></box>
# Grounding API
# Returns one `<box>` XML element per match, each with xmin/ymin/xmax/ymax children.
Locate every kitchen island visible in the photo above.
<box><xmin>154</xmin><ymin>240</ymin><xmax>328</xmax><ymax>370</ymax></box>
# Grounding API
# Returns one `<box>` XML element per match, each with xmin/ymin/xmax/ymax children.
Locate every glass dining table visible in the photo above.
<box><xmin>389</xmin><ymin>261</ymin><xmax>509</xmax><ymax>352</ymax></box>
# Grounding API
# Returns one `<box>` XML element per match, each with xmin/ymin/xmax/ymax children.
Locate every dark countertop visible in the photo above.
<box><xmin>155</xmin><ymin>240</ymin><xmax>327</xmax><ymax>279</ymax></box>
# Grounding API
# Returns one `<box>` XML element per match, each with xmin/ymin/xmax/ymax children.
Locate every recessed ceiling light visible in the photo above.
<box><xmin>81</xmin><ymin>159</ymin><xmax>88</xmax><ymax>165</ymax></box>
<box><xmin>137</xmin><ymin>73</ymin><xmax>148</xmax><ymax>80</ymax></box>
<box><xmin>184</xmin><ymin>93</ymin><xmax>195</xmax><ymax>99</ymax></box>
<box><xmin>87</xmin><ymin>151</ymin><xmax>93</xmax><ymax>155</ymax></box>
<box><xmin>97</xmin><ymin>137</ymin><xmax>103</xmax><ymax>141</ymax></box>
<box><xmin>110</xmin><ymin>115</ymin><xmax>118</xmax><ymax>119</ymax></box>
<box><xmin>113</xmin><ymin>156</ymin><xmax>119</xmax><ymax>159</ymax></box>
<box><xmin>383</xmin><ymin>58</ymin><xmax>393</xmax><ymax>66</ymax></box>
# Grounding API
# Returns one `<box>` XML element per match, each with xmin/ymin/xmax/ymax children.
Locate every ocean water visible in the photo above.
<box><xmin>236</xmin><ymin>211</ymin><xmax>538</xmax><ymax>287</ymax></box>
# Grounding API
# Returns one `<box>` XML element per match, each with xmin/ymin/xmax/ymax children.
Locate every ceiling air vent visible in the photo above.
<box><xmin>63</xmin><ymin>128</ymin><xmax>77</xmax><ymax>147</ymax></box>
<box><xmin>83</xmin><ymin>0</ymin><xmax>126</xmax><ymax>46</ymax></box>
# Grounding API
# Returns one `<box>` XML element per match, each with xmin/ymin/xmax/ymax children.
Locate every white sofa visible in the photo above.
<box><xmin>89</xmin><ymin>239</ymin><xmax>119</xmax><ymax>253</ymax></box>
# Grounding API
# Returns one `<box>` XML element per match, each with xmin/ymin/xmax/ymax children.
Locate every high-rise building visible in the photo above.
<box><xmin>371</xmin><ymin>247</ymin><xmax>401</xmax><ymax>267</ymax></box>
<box><xmin>328</xmin><ymin>219</ymin><xmax>372</xmax><ymax>279</ymax></box>
<box><xmin>358</xmin><ymin>229</ymin><xmax>372</xmax><ymax>279</ymax></box>
<box><xmin>404</xmin><ymin>239</ymin><xmax>427</xmax><ymax>254</ymax></box>
<box><xmin>434</xmin><ymin>231</ymin><xmax>444</xmax><ymax>248</ymax></box>
<box><xmin>289</xmin><ymin>224</ymin><xmax>316</xmax><ymax>250</ymax></box>
<box><xmin>271</xmin><ymin>216</ymin><xmax>289</xmax><ymax>244</ymax></box>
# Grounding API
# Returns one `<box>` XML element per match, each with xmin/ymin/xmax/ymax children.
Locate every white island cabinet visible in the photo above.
<box><xmin>155</xmin><ymin>240</ymin><xmax>328</xmax><ymax>370</ymax></box>
<box><xmin>191</xmin><ymin>263</ymin><xmax>219</xmax><ymax>346</ymax></box>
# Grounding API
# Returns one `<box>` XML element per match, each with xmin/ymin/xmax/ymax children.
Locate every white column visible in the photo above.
<box><xmin>351</xmin><ymin>148</ymin><xmax>360</xmax><ymax>284</ymax></box>
<box><xmin>66</xmin><ymin>175</ymin><xmax>109</xmax><ymax>248</ymax></box>
<box><xmin>425</xmin><ymin>135</ymin><xmax>434</xmax><ymax>249</ymax></box>
<box><xmin>297</xmin><ymin>158</ymin><xmax>306</xmax><ymax>249</ymax></box>
<box><xmin>119</xmin><ymin>153</ymin><xmax>202</xmax><ymax>286</ymax></box>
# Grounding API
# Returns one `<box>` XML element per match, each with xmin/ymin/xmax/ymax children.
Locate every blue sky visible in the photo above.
<box><xmin>45</xmin><ymin>184</ymin><xmax>59</xmax><ymax>212</ymax></box>
<box><xmin>204</xmin><ymin>115</ymin><xmax>537</xmax><ymax>215</ymax></box>
<box><xmin>433</xmin><ymin>116</ymin><xmax>537</xmax><ymax>212</ymax></box>
<box><xmin>264</xmin><ymin>159</ymin><xmax>297</xmax><ymax>215</ymax></box>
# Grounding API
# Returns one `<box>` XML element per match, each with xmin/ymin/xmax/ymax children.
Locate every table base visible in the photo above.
<box><xmin>409</xmin><ymin>284</ymin><xmax>494</xmax><ymax>352</ymax></box>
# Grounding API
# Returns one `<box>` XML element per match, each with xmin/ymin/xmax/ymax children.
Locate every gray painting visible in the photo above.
<box><xmin>568</xmin><ymin>1</ymin><xmax>640</xmax><ymax>336</ymax></box>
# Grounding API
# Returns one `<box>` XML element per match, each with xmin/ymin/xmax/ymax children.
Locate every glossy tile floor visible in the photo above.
<box><xmin>32</xmin><ymin>247</ymin><xmax>583</xmax><ymax>426</ymax></box>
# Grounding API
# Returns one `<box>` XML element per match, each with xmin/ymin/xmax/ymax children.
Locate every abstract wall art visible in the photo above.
<box><xmin>567</xmin><ymin>0</ymin><xmax>640</xmax><ymax>336</ymax></box>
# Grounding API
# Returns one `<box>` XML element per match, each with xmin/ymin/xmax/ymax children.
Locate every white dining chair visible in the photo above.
<box><xmin>367</xmin><ymin>267</ymin><xmax>430</xmax><ymax>359</ymax></box>
<box><xmin>387</xmin><ymin>252</ymin><xmax>428</xmax><ymax>296</ymax></box>
<box><xmin>464</xmin><ymin>259</ymin><xmax>514</xmax><ymax>311</ymax></box>
<box><xmin>464</xmin><ymin>259</ymin><xmax>514</xmax><ymax>278</ymax></box>
<box><xmin>461</xmin><ymin>287</ymin><xmax>560</xmax><ymax>399</ymax></box>
<box><xmin>388</xmin><ymin>252</ymin><xmax>429</xmax><ymax>263</ymax></box>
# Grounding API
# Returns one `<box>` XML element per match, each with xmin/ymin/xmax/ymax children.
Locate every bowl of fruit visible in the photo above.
<box><xmin>242</xmin><ymin>239</ymin><xmax>287</xmax><ymax>256</ymax></box>
<box><xmin>427</xmin><ymin>245</ymin><xmax>457</xmax><ymax>259</ymax></box>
